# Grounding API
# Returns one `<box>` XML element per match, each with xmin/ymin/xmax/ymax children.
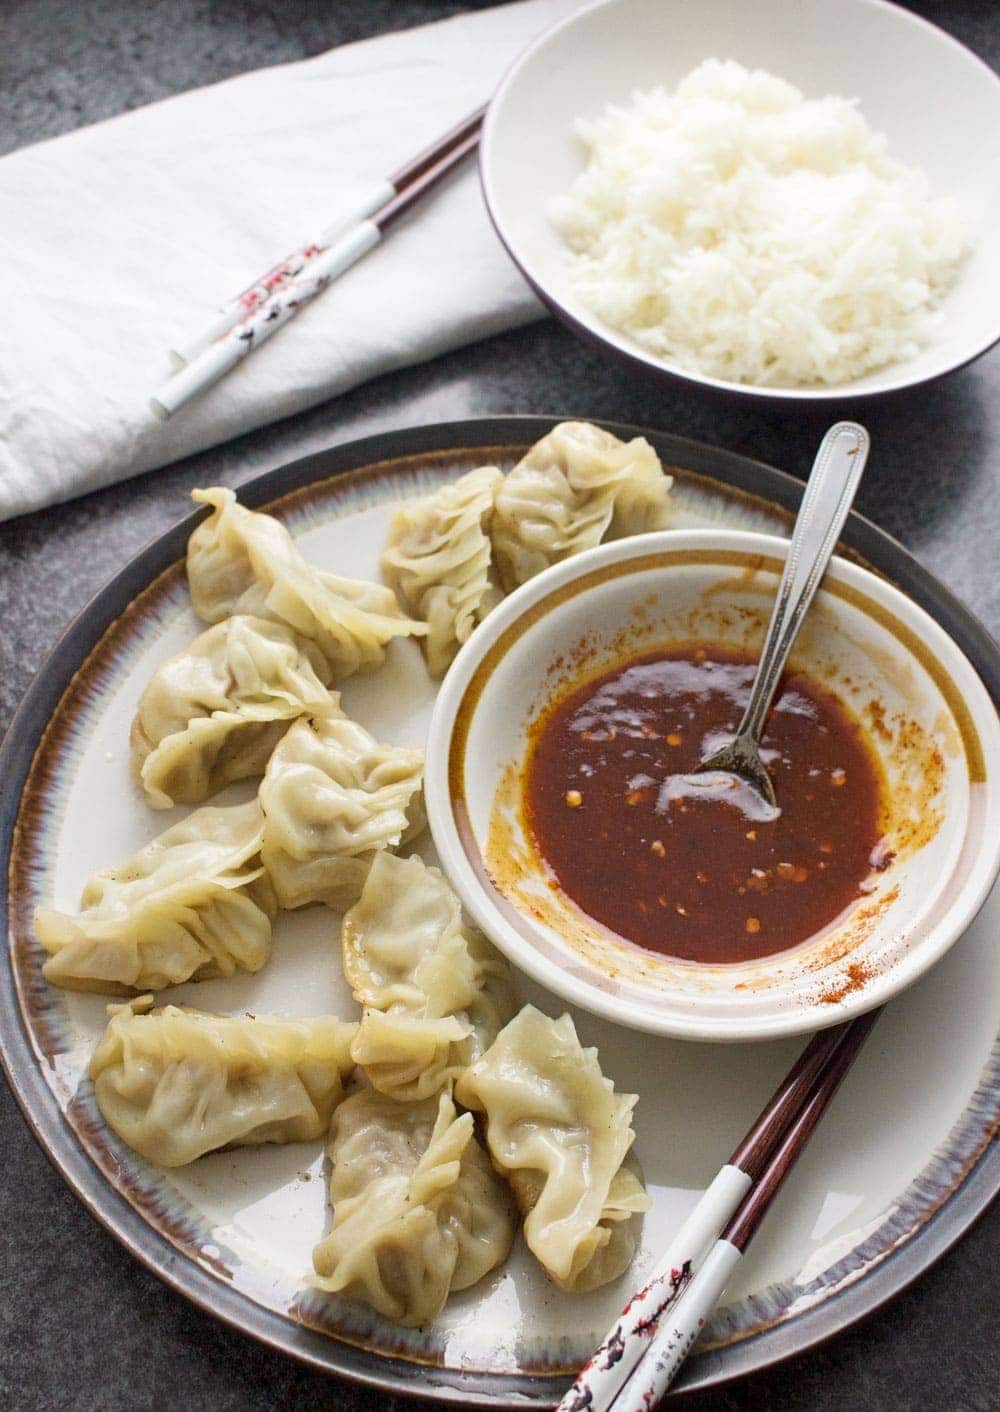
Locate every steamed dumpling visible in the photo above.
<box><xmin>311</xmin><ymin>1087</ymin><xmax>515</xmax><ymax>1326</ymax></box>
<box><xmin>455</xmin><ymin>1005</ymin><xmax>650</xmax><ymax>1293</ymax></box>
<box><xmin>35</xmin><ymin>800</ymin><xmax>277</xmax><ymax>994</ymax></box>
<box><xmin>381</xmin><ymin>465</ymin><xmax>503</xmax><ymax>676</ymax></box>
<box><xmin>341</xmin><ymin>852</ymin><xmax>516</xmax><ymax>1102</ymax></box>
<box><xmin>187</xmin><ymin>486</ymin><xmax>427</xmax><ymax>680</ymax></box>
<box><xmin>90</xmin><ymin>995</ymin><xmax>357</xmax><ymax>1166</ymax></box>
<box><xmin>130</xmin><ymin>614</ymin><xmax>337</xmax><ymax>809</ymax></box>
<box><xmin>259</xmin><ymin>714</ymin><xmax>425</xmax><ymax>910</ymax></box>
<box><xmin>491</xmin><ymin>422</ymin><xmax>673</xmax><ymax>590</ymax></box>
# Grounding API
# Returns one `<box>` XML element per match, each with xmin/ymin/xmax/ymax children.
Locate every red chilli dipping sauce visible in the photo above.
<box><xmin>524</xmin><ymin>644</ymin><xmax>886</xmax><ymax>965</ymax></box>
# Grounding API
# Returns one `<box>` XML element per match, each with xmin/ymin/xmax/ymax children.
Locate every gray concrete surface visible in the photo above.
<box><xmin>0</xmin><ymin>3</ymin><xmax>996</xmax><ymax>1409</ymax></box>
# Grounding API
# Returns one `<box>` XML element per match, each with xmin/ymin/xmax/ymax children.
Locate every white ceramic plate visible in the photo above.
<box><xmin>1</xmin><ymin>420</ymin><xmax>997</xmax><ymax>1404</ymax></box>
<box><xmin>481</xmin><ymin>0</ymin><xmax>1000</xmax><ymax>399</ymax></box>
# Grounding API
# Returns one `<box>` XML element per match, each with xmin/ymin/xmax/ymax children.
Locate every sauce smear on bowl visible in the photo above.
<box><xmin>525</xmin><ymin>644</ymin><xmax>884</xmax><ymax>964</ymax></box>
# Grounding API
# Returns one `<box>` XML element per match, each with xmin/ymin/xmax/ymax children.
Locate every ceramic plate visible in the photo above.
<box><xmin>1</xmin><ymin>418</ymin><xmax>997</xmax><ymax>1405</ymax></box>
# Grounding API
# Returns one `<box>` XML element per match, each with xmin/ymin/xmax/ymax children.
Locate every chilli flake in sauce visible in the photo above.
<box><xmin>524</xmin><ymin>644</ymin><xmax>885</xmax><ymax>964</ymax></box>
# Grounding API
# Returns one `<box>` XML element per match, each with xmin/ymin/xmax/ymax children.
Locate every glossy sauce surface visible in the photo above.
<box><xmin>524</xmin><ymin>645</ymin><xmax>885</xmax><ymax>964</ymax></box>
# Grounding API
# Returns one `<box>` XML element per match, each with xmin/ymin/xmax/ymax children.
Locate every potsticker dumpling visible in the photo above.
<box><xmin>491</xmin><ymin>421</ymin><xmax>673</xmax><ymax>590</ymax></box>
<box><xmin>259</xmin><ymin>714</ymin><xmax>425</xmax><ymax>910</ymax></box>
<box><xmin>341</xmin><ymin>852</ymin><xmax>516</xmax><ymax>1102</ymax></box>
<box><xmin>90</xmin><ymin>995</ymin><xmax>357</xmax><ymax>1166</ymax></box>
<box><xmin>311</xmin><ymin>1087</ymin><xmax>515</xmax><ymax>1326</ymax></box>
<box><xmin>455</xmin><ymin>1005</ymin><xmax>650</xmax><ymax>1293</ymax></box>
<box><xmin>187</xmin><ymin>486</ymin><xmax>427</xmax><ymax>680</ymax></box>
<box><xmin>35</xmin><ymin>800</ymin><xmax>276</xmax><ymax>994</ymax></box>
<box><xmin>130</xmin><ymin>614</ymin><xmax>337</xmax><ymax>809</ymax></box>
<box><xmin>381</xmin><ymin>465</ymin><xmax>503</xmax><ymax>676</ymax></box>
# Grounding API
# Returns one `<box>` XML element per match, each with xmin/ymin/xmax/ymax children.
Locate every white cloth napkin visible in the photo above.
<box><xmin>0</xmin><ymin>0</ymin><xmax>582</xmax><ymax>522</ymax></box>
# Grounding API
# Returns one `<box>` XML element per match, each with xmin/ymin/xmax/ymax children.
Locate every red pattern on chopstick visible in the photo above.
<box><xmin>563</xmin><ymin>1262</ymin><xmax>693</xmax><ymax>1412</ymax></box>
<box><xmin>231</xmin><ymin>244</ymin><xmax>326</xmax><ymax>317</ymax></box>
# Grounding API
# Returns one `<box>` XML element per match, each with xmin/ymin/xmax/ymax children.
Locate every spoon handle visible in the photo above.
<box><xmin>736</xmin><ymin>422</ymin><xmax>870</xmax><ymax>744</ymax></box>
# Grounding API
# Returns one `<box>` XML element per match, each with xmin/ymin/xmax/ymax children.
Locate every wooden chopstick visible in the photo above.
<box><xmin>153</xmin><ymin>112</ymin><xmax>484</xmax><ymax>417</ymax></box>
<box><xmin>725</xmin><ymin>1008</ymin><xmax>882</xmax><ymax>1251</ymax></box>
<box><xmin>559</xmin><ymin>1022</ymin><xmax>850</xmax><ymax>1411</ymax></box>
<box><xmin>374</xmin><ymin>127</ymin><xmax>482</xmax><ymax>232</ymax></box>
<box><xmin>558</xmin><ymin>1009</ymin><xmax>882</xmax><ymax>1412</ymax></box>
<box><xmin>166</xmin><ymin>102</ymin><xmax>487</xmax><ymax>373</ymax></box>
<box><xmin>386</xmin><ymin>102</ymin><xmax>486</xmax><ymax>192</ymax></box>
<box><xmin>620</xmin><ymin>1008</ymin><xmax>882</xmax><ymax>1410</ymax></box>
<box><xmin>729</xmin><ymin>1021</ymin><xmax>853</xmax><ymax>1179</ymax></box>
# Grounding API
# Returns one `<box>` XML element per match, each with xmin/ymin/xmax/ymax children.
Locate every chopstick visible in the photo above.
<box><xmin>155</xmin><ymin>104</ymin><xmax>486</xmax><ymax>416</ymax></box>
<box><xmin>558</xmin><ymin>1020</ymin><xmax>858</xmax><ymax>1411</ymax></box>
<box><xmin>558</xmin><ymin>1008</ymin><xmax>882</xmax><ymax>1412</ymax></box>
<box><xmin>169</xmin><ymin>101</ymin><xmax>487</xmax><ymax>367</ymax></box>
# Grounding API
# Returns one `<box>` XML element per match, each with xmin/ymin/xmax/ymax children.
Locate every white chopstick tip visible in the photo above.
<box><xmin>152</xmin><ymin>336</ymin><xmax>248</xmax><ymax>417</ymax></box>
<box><xmin>173</xmin><ymin>308</ymin><xmax>249</xmax><ymax>367</ymax></box>
<box><xmin>150</xmin><ymin>395</ymin><xmax>171</xmax><ymax>422</ymax></box>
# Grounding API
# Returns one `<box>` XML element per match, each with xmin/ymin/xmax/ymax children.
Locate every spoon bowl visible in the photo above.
<box><xmin>668</xmin><ymin>761</ymin><xmax>780</xmax><ymax>820</ymax></box>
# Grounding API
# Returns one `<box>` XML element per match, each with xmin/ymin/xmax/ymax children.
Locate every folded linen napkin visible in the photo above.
<box><xmin>0</xmin><ymin>0</ymin><xmax>581</xmax><ymax>522</ymax></box>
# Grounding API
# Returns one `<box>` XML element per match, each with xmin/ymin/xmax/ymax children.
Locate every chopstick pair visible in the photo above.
<box><xmin>152</xmin><ymin>102</ymin><xmax>487</xmax><ymax>420</ymax></box>
<box><xmin>558</xmin><ymin>1008</ymin><xmax>883</xmax><ymax>1412</ymax></box>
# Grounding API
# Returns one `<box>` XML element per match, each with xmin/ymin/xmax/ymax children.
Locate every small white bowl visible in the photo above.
<box><xmin>425</xmin><ymin>530</ymin><xmax>1000</xmax><ymax>1041</ymax></box>
<box><xmin>480</xmin><ymin>0</ymin><xmax>1000</xmax><ymax>401</ymax></box>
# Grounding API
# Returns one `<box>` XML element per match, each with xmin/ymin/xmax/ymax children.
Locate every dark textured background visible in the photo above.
<box><xmin>0</xmin><ymin>3</ymin><xmax>997</xmax><ymax>1409</ymax></box>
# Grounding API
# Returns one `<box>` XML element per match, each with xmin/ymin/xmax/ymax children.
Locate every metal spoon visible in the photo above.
<box><xmin>695</xmin><ymin>421</ymin><xmax>871</xmax><ymax>809</ymax></box>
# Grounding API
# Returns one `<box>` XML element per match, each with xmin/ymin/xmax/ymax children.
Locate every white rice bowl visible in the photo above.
<box><xmin>549</xmin><ymin>60</ymin><xmax>968</xmax><ymax>388</ymax></box>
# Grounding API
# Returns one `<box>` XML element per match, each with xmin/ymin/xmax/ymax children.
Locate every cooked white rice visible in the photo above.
<box><xmin>549</xmin><ymin>60</ymin><xmax>968</xmax><ymax>387</ymax></box>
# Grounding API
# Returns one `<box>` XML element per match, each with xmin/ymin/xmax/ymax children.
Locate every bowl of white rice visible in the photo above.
<box><xmin>480</xmin><ymin>0</ymin><xmax>1000</xmax><ymax>399</ymax></box>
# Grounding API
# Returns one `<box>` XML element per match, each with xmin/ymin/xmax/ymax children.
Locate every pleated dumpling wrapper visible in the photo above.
<box><xmin>341</xmin><ymin>852</ymin><xmax>516</xmax><ymax>1102</ymax></box>
<box><xmin>187</xmin><ymin>486</ymin><xmax>427</xmax><ymax>681</ymax></box>
<box><xmin>90</xmin><ymin>995</ymin><xmax>357</xmax><ymax>1166</ymax></box>
<box><xmin>491</xmin><ymin>421</ymin><xmax>673</xmax><ymax>591</ymax></box>
<box><xmin>381</xmin><ymin>464</ymin><xmax>503</xmax><ymax>677</ymax></box>
<box><xmin>130</xmin><ymin>614</ymin><xmax>338</xmax><ymax>809</ymax></box>
<box><xmin>36</xmin><ymin>800</ymin><xmax>277</xmax><ymax>994</ymax></box>
<box><xmin>259</xmin><ymin>714</ymin><xmax>425</xmax><ymax>910</ymax></box>
<box><xmin>311</xmin><ymin>1087</ymin><xmax>515</xmax><ymax>1326</ymax></box>
<box><xmin>456</xmin><ymin>1005</ymin><xmax>651</xmax><ymax>1293</ymax></box>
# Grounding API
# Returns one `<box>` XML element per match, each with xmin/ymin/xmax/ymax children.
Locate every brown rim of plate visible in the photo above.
<box><xmin>0</xmin><ymin>416</ymin><xmax>997</xmax><ymax>1408</ymax></box>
